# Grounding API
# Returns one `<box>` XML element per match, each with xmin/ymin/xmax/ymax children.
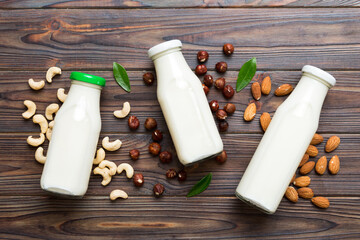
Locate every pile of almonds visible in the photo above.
<box><xmin>285</xmin><ymin>134</ymin><xmax>341</xmax><ymax>209</ymax></box>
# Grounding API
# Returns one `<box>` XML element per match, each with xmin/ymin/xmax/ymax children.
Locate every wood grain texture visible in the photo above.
<box><xmin>0</xmin><ymin>133</ymin><xmax>358</xmax><ymax>196</ymax></box>
<box><xmin>1</xmin><ymin>0</ymin><xmax>360</xmax><ymax>8</ymax></box>
<box><xmin>0</xmin><ymin>9</ymin><xmax>360</xmax><ymax>71</ymax></box>
<box><xmin>2</xmin><ymin>70</ymin><xmax>360</xmax><ymax>134</ymax></box>
<box><xmin>0</xmin><ymin>195</ymin><xmax>359</xmax><ymax>239</ymax></box>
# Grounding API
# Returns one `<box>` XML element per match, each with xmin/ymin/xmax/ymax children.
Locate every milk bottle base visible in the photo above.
<box><xmin>42</xmin><ymin>185</ymin><xmax>84</xmax><ymax>198</ymax></box>
<box><xmin>235</xmin><ymin>191</ymin><xmax>275</xmax><ymax>214</ymax></box>
<box><xmin>180</xmin><ymin>150</ymin><xmax>223</xmax><ymax>167</ymax></box>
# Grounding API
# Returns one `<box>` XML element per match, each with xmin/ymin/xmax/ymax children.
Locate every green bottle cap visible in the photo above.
<box><xmin>70</xmin><ymin>72</ymin><xmax>106</xmax><ymax>87</ymax></box>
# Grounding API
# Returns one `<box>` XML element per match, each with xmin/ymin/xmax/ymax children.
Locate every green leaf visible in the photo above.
<box><xmin>113</xmin><ymin>62</ymin><xmax>131</xmax><ymax>92</ymax></box>
<box><xmin>236</xmin><ymin>57</ymin><xmax>257</xmax><ymax>92</ymax></box>
<box><xmin>186</xmin><ymin>173</ymin><xmax>212</xmax><ymax>197</ymax></box>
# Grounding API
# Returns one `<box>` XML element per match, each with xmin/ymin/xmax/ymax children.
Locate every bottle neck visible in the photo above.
<box><xmin>286</xmin><ymin>74</ymin><xmax>329</xmax><ymax>113</ymax></box>
<box><xmin>152</xmin><ymin>49</ymin><xmax>192</xmax><ymax>84</ymax></box>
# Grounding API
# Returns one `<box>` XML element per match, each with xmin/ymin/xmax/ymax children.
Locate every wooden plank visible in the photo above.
<box><xmin>0</xmin><ymin>133</ymin><xmax>358</xmax><ymax>196</ymax></box>
<box><xmin>3</xmin><ymin>70</ymin><xmax>359</xmax><ymax>134</ymax></box>
<box><xmin>1</xmin><ymin>0</ymin><xmax>360</xmax><ymax>8</ymax></box>
<box><xmin>0</xmin><ymin>9</ymin><xmax>360</xmax><ymax>71</ymax></box>
<box><xmin>0</xmin><ymin>195</ymin><xmax>359</xmax><ymax>239</ymax></box>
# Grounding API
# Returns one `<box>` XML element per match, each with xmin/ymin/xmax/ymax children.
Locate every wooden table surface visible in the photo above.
<box><xmin>1</xmin><ymin>1</ymin><xmax>360</xmax><ymax>239</ymax></box>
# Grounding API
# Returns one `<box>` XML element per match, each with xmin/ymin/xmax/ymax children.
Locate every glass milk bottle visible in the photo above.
<box><xmin>41</xmin><ymin>72</ymin><xmax>105</xmax><ymax>197</ymax></box>
<box><xmin>235</xmin><ymin>65</ymin><xmax>336</xmax><ymax>214</ymax></box>
<box><xmin>148</xmin><ymin>40</ymin><xmax>223</xmax><ymax>166</ymax></box>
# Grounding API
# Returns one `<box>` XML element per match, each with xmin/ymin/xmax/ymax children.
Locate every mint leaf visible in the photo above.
<box><xmin>236</xmin><ymin>57</ymin><xmax>257</xmax><ymax>92</ymax></box>
<box><xmin>186</xmin><ymin>173</ymin><xmax>212</xmax><ymax>197</ymax></box>
<box><xmin>113</xmin><ymin>62</ymin><xmax>130</xmax><ymax>92</ymax></box>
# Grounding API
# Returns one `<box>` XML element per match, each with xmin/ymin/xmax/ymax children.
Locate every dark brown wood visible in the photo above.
<box><xmin>1</xmin><ymin>0</ymin><xmax>360</xmax><ymax>8</ymax></box>
<box><xmin>2</xmin><ymin>70</ymin><xmax>360</xmax><ymax>134</ymax></box>
<box><xmin>0</xmin><ymin>9</ymin><xmax>360</xmax><ymax>71</ymax></box>
<box><xmin>0</xmin><ymin>195</ymin><xmax>359</xmax><ymax>239</ymax></box>
<box><xmin>1</xmin><ymin>4</ymin><xmax>360</xmax><ymax>239</ymax></box>
<box><xmin>0</xmin><ymin>133</ymin><xmax>358</xmax><ymax>196</ymax></box>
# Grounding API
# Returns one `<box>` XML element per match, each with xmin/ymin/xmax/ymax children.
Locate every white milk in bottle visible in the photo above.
<box><xmin>236</xmin><ymin>65</ymin><xmax>336</xmax><ymax>214</ymax></box>
<box><xmin>41</xmin><ymin>72</ymin><xmax>105</xmax><ymax>197</ymax></box>
<box><xmin>148</xmin><ymin>40</ymin><xmax>223</xmax><ymax>166</ymax></box>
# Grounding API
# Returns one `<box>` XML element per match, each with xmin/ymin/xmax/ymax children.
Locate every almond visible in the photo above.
<box><xmin>311</xmin><ymin>133</ymin><xmax>324</xmax><ymax>145</ymax></box>
<box><xmin>315</xmin><ymin>156</ymin><xmax>327</xmax><ymax>175</ymax></box>
<box><xmin>293</xmin><ymin>176</ymin><xmax>311</xmax><ymax>187</ymax></box>
<box><xmin>260</xmin><ymin>112</ymin><xmax>271</xmax><ymax>132</ymax></box>
<box><xmin>261</xmin><ymin>76</ymin><xmax>271</xmax><ymax>95</ymax></box>
<box><xmin>297</xmin><ymin>187</ymin><xmax>314</xmax><ymax>199</ymax></box>
<box><xmin>274</xmin><ymin>84</ymin><xmax>293</xmax><ymax>96</ymax></box>
<box><xmin>328</xmin><ymin>155</ymin><xmax>340</xmax><ymax>174</ymax></box>
<box><xmin>299</xmin><ymin>161</ymin><xmax>315</xmax><ymax>175</ymax></box>
<box><xmin>251</xmin><ymin>82</ymin><xmax>261</xmax><ymax>100</ymax></box>
<box><xmin>306</xmin><ymin>145</ymin><xmax>318</xmax><ymax>157</ymax></box>
<box><xmin>244</xmin><ymin>103</ymin><xmax>256</xmax><ymax>122</ymax></box>
<box><xmin>299</xmin><ymin>154</ymin><xmax>309</xmax><ymax>167</ymax></box>
<box><xmin>311</xmin><ymin>196</ymin><xmax>330</xmax><ymax>209</ymax></box>
<box><xmin>285</xmin><ymin>186</ymin><xmax>298</xmax><ymax>203</ymax></box>
<box><xmin>325</xmin><ymin>136</ymin><xmax>340</xmax><ymax>153</ymax></box>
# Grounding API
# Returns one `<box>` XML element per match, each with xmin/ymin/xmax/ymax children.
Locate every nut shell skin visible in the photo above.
<box><xmin>223</xmin><ymin>85</ymin><xmax>235</xmax><ymax>99</ymax></box>
<box><xmin>153</xmin><ymin>183</ymin><xmax>165</xmax><ymax>197</ymax></box>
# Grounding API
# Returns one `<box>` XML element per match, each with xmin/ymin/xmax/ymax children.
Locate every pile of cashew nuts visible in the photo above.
<box><xmin>23</xmin><ymin>67</ymin><xmax>134</xmax><ymax>201</ymax></box>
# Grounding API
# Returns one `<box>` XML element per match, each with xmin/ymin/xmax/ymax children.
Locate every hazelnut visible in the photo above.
<box><xmin>203</xmin><ymin>75</ymin><xmax>213</xmax><ymax>87</ymax></box>
<box><xmin>224</xmin><ymin>103</ymin><xmax>236</xmax><ymax>114</ymax></box>
<box><xmin>215</xmin><ymin>77</ymin><xmax>226</xmax><ymax>90</ymax></box>
<box><xmin>209</xmin><ymin>100</ymin><xmax>219</xmax><ymax>112</ymax></box>
<box><xmin>215</xmin><ymin>62</ymin><xmax>227</xmax><ymax>73</ymax></box>
<box><xmin>223</xmin><ymin>85</ymin><xmax>235</xmax><ymax>99</ymax></box>
<box><xmin>166</xmin><ymin>169</ymin><xmax>177</xmax><ymax>178</ymax></box>
<box><xmin>128</xmin><ymin>116</ymin><xmax>140</xmax><ymax>130</ymax></box>
<box><xmin>216</xmin><ymin>151</ymin><xmax>227</xmax><ymax>164</ymax></box>
<box><xmin>223</xmin><ymin>43</ymin><xmax>234</xmax><ymax>55</ymax></box>
<box><xmin>177</xmin><ymin>170</ymin><xmax>187</xmax><ymax>181</ymax></box>
<box><xmin>202</xmin><ymin>84</ymin><xmax>209</xmax><ymax>95</ymax></box>
<box><xmin>159</xmin><ymin>151</ymin><xmax>172</xmax><ymax>163</ymax></box>
<box><xmin>215</xmin><ymin>109</ymin><xmax>227</xmax><ymax>121</ymax></box>
<box><xmin>133</xmin><ymin>173</ymin><xmax>144</xmax><ymax>187</ymax></box>
<box><xmin>129</xmin><ymin>149</ymin><xmax>140</xmax><ymax>160</ymax></box>
<box><xmin>153</xmin><ymin>183</ymin><xmax>165</xmax><ymax>197</ymax></box>
<box><xmin>197</xmin><ymin>50</ymin><xmax>209</xmax><ymax>63</ymax></box>
<box><xmin>152</xmin><ymin>129</ymin><xmax>163</xmax><ymax>142</ymax></box>
<box><xmin>219</xmin><ymin>120</ymin><xmax>229</xmax><ymax>132</ymax></box>
<box><xmin>195</xmin><ymin>64</ymin><xmax>207</xmax><ymax>75</ymax></box>
<box><xmin>144</xmin><ymin>117</ymin><xmax>157</xmax><ymax>130</ymax></box>
<box><xmin>143</xmin><ymin>72</ymin><xmax>155</xmax><ymax>86</ymax></box>
<box><xmin>149</xmin><ymin>142</ymin><xmax>161</xmax><ymax>155</ymax></box>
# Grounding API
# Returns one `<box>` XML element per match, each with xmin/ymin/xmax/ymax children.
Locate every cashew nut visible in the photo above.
<box><xmin>99</xmin><ymin>160</ymin><xmax>117</xmax><ymax>176</ymax></box>
<box><xmin>114</xmin><ymin>102</ymin><xmax>131</xmax><ymax>119</ymax></box>
<box><xmin>117</xmin><ymin>163</ymin><xmax>134</xmax><ymax>178</ymax></box>
<box><xmin>27</xmin><ymin>133</ymin><xmax>45</xmax><ymax>147</ymax></box>
<box><xmin>35</xmin><ymin>147</ymin><xmax>46</xmax><ymax>164</ymax></box>
<box><xmin>22</xmin><ymin>100</ymin><xmax>37</xmax><ymax>119</ymax></box>
<box><xmin>93</xmin><ymin>148</ymin><xmax>105</xmax><ymax>165</ymax></box>
<box><xmin>46</xmin><ymin>66</ymin><xmax>61</xmax><ymax>83</ymax></box>
<box><xmin>57</xmin><ymin>88</ymin><xmax>67</xmax><ymax>103</ymax></box>
<box><xmin>33</xmin><ymin>114</ymin><xmax>48</xmax><ymax>133</ymax></box>
<box><xmin>46</xmin><ymin>121</ymin><xmax>54</xmax><ymax>141</ymax></box>
<box><xmin>102</xmin><ymin>136</ymin><xmax>122</xmax><ymax>151</ymax></box>
<box><xmin>45</xmin><ymin>103</ymin><xmax>59</xmax><ymax>120</ymax></box>
<box><xmin>93</xmin><ymin>167</ymin><xmax>112</xmax><ymax>186</ymax></box>
<box><xmin>110</xmin><ymin>189</ymin><xmax>128</xmax><ymax>200</ymax></box>
<box><xmin>28</xmin><ymin>78</ymin><xmax>45</xmax><ymax>90</ymax></box>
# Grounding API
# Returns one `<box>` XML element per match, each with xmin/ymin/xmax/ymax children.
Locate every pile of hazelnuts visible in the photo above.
<box><xmin>196</xmin><ymin>44</ymin><xmax>236</xmax><ymax>133</ymax></box>
<box><xmin>127</xmin><ymin>115</ymin><xmax>187</xmax><ymax>197</ymax></box>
